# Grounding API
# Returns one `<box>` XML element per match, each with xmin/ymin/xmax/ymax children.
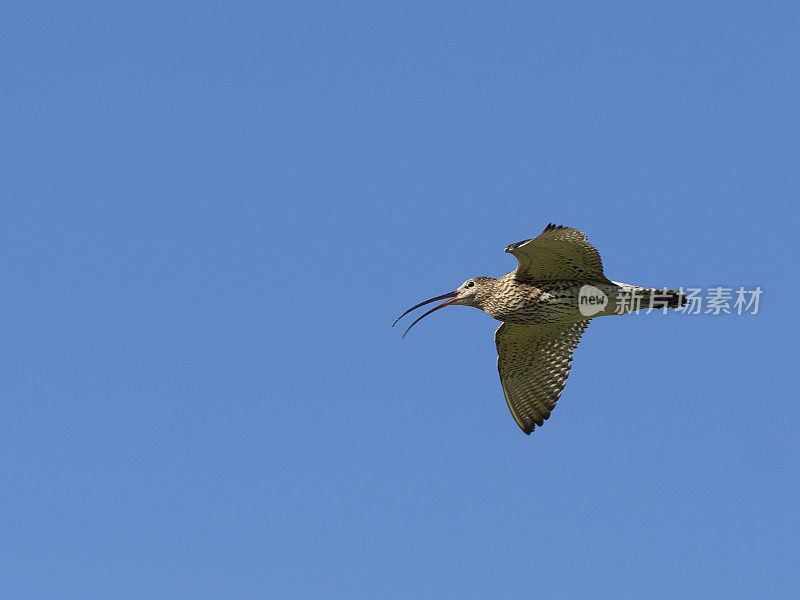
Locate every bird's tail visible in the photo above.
<box><xmin>635</xmin><ymin>287</ymin><xmax>687</xmax><ymax>310</ymax></box>
<box><xmin>665</xmin><ymin>289</ymin><xmax>688</xmax><ymax>309</ymax></box>
<box><xmin>611</xmin><ymin>283</ymin><xmax>687</xmax><ymax>312</ymax></box>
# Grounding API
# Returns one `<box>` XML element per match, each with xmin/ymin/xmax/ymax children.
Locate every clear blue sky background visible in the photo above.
<box><xmin>2</xmin><ymin>2</ymin><xmax>798</xmax><ymax>598</ymax></box>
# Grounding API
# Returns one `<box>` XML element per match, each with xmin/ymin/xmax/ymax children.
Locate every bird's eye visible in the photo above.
<box><xmin>467</xmin><ymin>281</ymin><xmax>475</xmax><ymax>287</ymax></box>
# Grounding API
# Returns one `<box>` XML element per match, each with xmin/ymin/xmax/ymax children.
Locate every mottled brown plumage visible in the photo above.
<box><xmin>393</xmin><ymin>224</ymin><xmax>686</xmax><ymax>435</ymax></box>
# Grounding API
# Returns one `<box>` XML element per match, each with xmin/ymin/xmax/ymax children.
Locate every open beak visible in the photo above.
<box><xmin>392</xmin><ymin>291</ymin><xmax>460</xmax><ymax>338</ymax></box>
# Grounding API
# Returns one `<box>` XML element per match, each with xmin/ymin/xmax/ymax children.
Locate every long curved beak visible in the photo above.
<box><xmin>392</xmin><ymin>291</ymin><xmax>460</xmax><ymax>338</ymax></box>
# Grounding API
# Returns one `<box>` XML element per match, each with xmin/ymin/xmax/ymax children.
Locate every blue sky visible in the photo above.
<box><xmin>1</xmin><ymin>2</ymin><xmax>798</xmax><ymax>598</ymax></box>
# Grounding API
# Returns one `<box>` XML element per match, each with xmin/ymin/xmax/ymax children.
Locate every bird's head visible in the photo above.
<box><xmin>453</xmin><ymin>276</ymin><xmax>496</xmax><ymax>307</ymax></box>
<box><xmin>392</xmin><ymin>276</ymin><xmax>496</xmax><ymax>337</ymax></box>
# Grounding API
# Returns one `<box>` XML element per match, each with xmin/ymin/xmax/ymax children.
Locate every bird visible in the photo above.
<box><xmin>392</xmin><ymin>224</ymin><xmax>686</xmax><ymax>435</ymax></box>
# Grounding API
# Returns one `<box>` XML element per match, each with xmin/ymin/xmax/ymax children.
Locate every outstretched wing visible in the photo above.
<box><xmin>504</xmin><ymin>224</ymin><xmax>611</xmax><ymax>283</ymax></box>
<box><xmin>495</xmin><ymin>320</ymin><xmax>589</xmax><ymax>435</ymax></box>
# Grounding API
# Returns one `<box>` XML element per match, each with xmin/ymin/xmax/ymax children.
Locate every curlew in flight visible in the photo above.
<box><xmin>393</xmin><ymin>224</ymin><xmax>686</xmax><ymax>435</ymax></box>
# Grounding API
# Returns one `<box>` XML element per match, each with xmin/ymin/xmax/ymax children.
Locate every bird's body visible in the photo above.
<box><xmin>470</xmin><ymin>275</ymin><xmax>586</xmax><ymax>324</ymax></box>
<box><xmin>465</xmin><ymin>275</ymin><xmax>673</xmax><ymax>324</ymax></box>
<box><xmin>393</xmin><ymin>224</ymin><xmax>686</xmax><ymax>435</ymax></box>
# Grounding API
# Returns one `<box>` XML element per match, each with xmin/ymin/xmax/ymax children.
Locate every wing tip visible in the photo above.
<box><xmin>520</xmin><ymin>418</ymin><xmax>543</xmax><ymax>435</ymax></box>
<box><xmin>542</xmin><ymin>222</ymin><xmax>568</xmax><ymax>233</ymax></box>
<box><xmin>505</xmin><ymin>223</ymin><xmax>570</xmax><ymax>254</ymax></box>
